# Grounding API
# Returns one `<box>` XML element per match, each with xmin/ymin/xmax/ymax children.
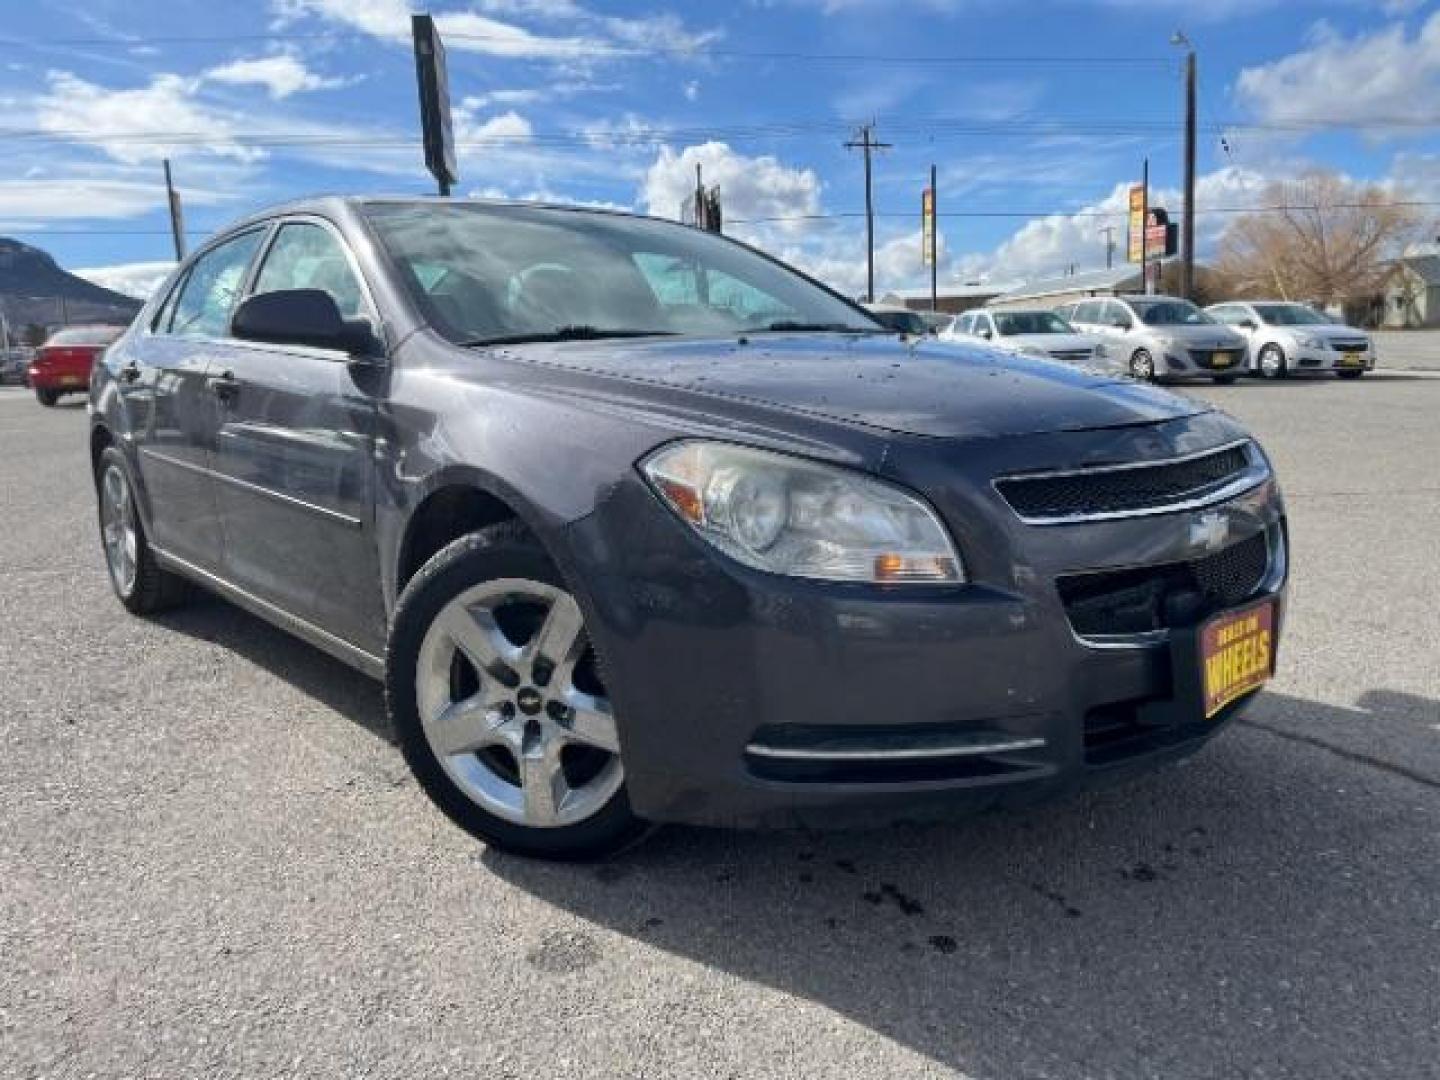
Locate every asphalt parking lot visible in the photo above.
<box><xmin>2</xmin><ymin>373</ymin><xmax>1437</xmax><ymax>1080</ymax></box>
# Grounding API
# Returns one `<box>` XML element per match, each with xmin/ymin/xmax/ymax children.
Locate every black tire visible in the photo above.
<box><xmin>1129</xmin><ymin>348</ymin><xmax>1156</xmax><ymax>381</ymax></box>
<box><xmin>95</xmin><ymin>447</ymin><xmax>191</xmax><ymax>614</ymax></box>
<box><xmin>35</xmin><ymin>388</ymin><xmax>59</xmax><ymax>407</ymax></box>
<box><xmin>385</xmin><ymin>521</ymin><xmax>650</xmax><ymax>860</ymax></box>
<box><xmin>1258</xmin><ymin>344</ymin><xmax>1288</xmax><ymax>380</ymax></box>
<box><xmin>1337</xmin><ymin>369</ymin><xmax>1365</xmax><ymax>379</ymax></box>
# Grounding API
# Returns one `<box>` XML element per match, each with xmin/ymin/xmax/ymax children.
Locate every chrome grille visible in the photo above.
<box><xmin>995</xmin><ymin>442</ymin><xmax>1257</xmax><ymax>524</ymax></box>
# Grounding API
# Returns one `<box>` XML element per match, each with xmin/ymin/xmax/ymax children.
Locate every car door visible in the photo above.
<box><xmin>122</xmin><ymin>228</ymin><xmax>268</xmax><ymax>571</ymax></box>
<box><xmin>208</xmin><ymin>217</ymin><xmax>387</xmax><ymax>652</ymax></box>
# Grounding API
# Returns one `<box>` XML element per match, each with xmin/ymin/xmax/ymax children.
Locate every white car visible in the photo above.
<box><xmin>941</xmin><ymin>308</ymin><xmax>1108</xmax><ymax>367</ymax></box>
<box><xmin>1055</xmin><ymin>294</ymin><xmax>1247</xmax><ymax>383</ymax></box>
<box><xmin>1205</xmin><ymin>300</ymin><xmax>1375</xmax><ymax>379</ymax></box>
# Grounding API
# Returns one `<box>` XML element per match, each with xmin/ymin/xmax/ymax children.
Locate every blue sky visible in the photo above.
<box><xmin>2</xmin><ymin>0</ymin><xmax>1437</xmax><ymax>298</ymax></box>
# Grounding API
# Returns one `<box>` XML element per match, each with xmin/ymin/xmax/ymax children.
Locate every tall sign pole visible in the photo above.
<box><xmin>1141</xmin><ymin>157</ymin><xmax>1151</xmax><ymax>294</ymax></box>
<box><xmin>1181</xmin><ymin>46</ymin><xmax>1197</xmax><ymax>299</ymax></box>
<box><xmin>163</xmin><ymin>159</ymin><xmax>185</xmax><ymax>261</ymax></box>
<box><xmin>845</xmin><ymin>123</ymin><xmax>892</xmax><ymax>302</ymax></box>
<box><xmin>412</xmin><ymin>13</ymin><xmax>457</xmax><ymax>196</ymax></box>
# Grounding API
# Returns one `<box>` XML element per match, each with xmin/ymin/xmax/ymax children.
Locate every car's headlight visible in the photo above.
<box><xmin>641</xmin><ymin>441</ymin><xmax>964</xmax><ymax>584</ymax></box>
<box><xmin>1298</xmin><ymin>334</ymin><xmax>1325</xmax><ymax>349</ymax></box>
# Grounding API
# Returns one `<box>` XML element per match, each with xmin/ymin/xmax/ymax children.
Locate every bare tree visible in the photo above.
<box><xmin>1214</xmin><ymin>172</ymin><xmax>1421</xmax><ymax>304</ymax></box>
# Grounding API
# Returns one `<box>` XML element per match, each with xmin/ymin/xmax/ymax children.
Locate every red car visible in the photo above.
<box><xmin>28</xmin><ymin>325</ymin><xmax>124</xmax><ymax>406</ymax></box>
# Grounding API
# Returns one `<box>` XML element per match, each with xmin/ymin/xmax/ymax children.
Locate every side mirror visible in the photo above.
<box><xmin>233</xmin><ymin>289</ymin><xmax>376</xmax><ymax>355</ymax></box>
<box><xmin>1239</xmin><ymin>318</ymin><xmax>1257</xmax><ymax>330</ymax></box>
<box><xmin>978</xmin><ymin>328</ymin><xmax>992</xmax><ymax>339</ymax></box>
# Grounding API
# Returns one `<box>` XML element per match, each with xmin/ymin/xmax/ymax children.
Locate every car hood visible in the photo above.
<box><xmin>503</xmin><ymin>333</ymin><xmax>1206</xmax><ymax>439</ymax></box>
<box><xmin>1141</xmin><ymin>323</ymin><xmax>1245</xmax><ymax>347</ymax></box>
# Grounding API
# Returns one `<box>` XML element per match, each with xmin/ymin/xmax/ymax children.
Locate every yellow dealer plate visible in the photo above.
<box><xmin>1200</xmin><ymin>600</ymin><xmax>1276</xmax><ymax>719</ymax></box>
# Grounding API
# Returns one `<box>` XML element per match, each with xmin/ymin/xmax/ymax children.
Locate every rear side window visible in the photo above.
<box><xmin>46</xmin><ymin>326</ymin><xmax>122</xmax><ymax>346</ymax></box>
<box><xmin>252</xmin><ymin>221</ymin><xmax>367</xmax><ymax>320</ymax></box>
<box><xmin>167</xmin><ymin>230</ymin><xmax>265</xmax><ymax>339</ymax></box>
<box><xmin>1072</xmin><ymin>300</ymin><xmax>1101</xmax><ymax>324</ymax></box>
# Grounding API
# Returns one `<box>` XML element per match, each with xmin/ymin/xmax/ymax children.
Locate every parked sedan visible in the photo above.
<box><xmin>90</xmin><ymin>198</ymin><xmax>1288</xmax><ymax>860</ymax></box>
<box><xmin>941</xmin><ymin>308</ymin><xmax>1108</xmax><ymax>368</ymax></box>
<box><xmin>1205</xmin><ymin>301</ymin><xmax>1374</xmax><ymax>379</ymax></box>
<box><xmin>29</xmin><ymin>325</ymin><xmax>124</xmax><ymax>406</ymax></box>
<box><xmin>1057</xmin><ymin>295</ymin><xmax>1248</xmax><ymax>383</ymax></box>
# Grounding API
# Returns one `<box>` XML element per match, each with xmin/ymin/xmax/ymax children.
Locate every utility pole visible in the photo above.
<box><xmin>844</xmin><ymin>123</ymin><xmax>891</xmax><ymax>302</ymax></box>
<box><xmin>1173</xmin><ymin>31</ymin><xmax>1197</xmax><ymax>299</ymax></box>
<box><xmin>163</xmin><ymin>159</ymin><xmax>185</xmax><ymax>262</ymax></box>
<box><xmin>929</xmin><ymin>163</ymin><xmax>938</xmax><ymax>313</ymax></box>
<box><xmin>1100</xmin><ymin>225</ymin><xmax>1116</xmax><ymax>269</ymax></box>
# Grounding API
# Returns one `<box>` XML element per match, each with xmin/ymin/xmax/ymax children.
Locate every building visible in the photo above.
<box><xmin>878</xmin><ymin>282</ymin><xmax>1017</xmax><ymax>315</ymax></box>
<box><xmin>1380</xmin><ymin>255</ymin><xmax>1440</xmax><ymax>329</ymax></box>
<box><xmin>987</xmin><ymin>260</ymin><xmax>1197</xmax><ymax>311</ymax></box>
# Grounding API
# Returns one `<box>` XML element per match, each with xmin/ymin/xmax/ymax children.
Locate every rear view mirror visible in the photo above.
<box><xmin>233</xmin><ymin>289</ymin><xmax>377</xmax><ymax>355</ymax></box>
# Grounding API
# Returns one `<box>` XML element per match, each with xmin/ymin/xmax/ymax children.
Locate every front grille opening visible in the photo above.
<box><xmin>997</xmin><ymin>443</ymin><xmax>1252</xmax><ymax>521</ymax></box>
<box><xmin>1059</xmin><ymin>530</ymin><xmax>1270</xmax><ymax>638</ymax></box>
<box><xmin>1084</xmin><ymin>690</ymin><xmax>1261</xmax><ymax>766</ymax></box>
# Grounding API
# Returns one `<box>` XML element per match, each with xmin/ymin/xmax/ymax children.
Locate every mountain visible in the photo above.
<box><xmin>0</xmin><ymin>238</ymin><xmax>144</xmax><ymax>330</ymax></box>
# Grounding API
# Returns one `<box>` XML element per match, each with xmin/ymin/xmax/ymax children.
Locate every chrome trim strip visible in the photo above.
<box><xmin>138</xmin><ymin>446</ymin><xmax>363</xmax><ymax>529</ymax></box>
<box><xmin>744</xmin><ymin>735</ymin><xmax>1047</xmax><ymax>761</ymax></box>
<box><xmin>993</xmin><ymin>440</ymin><xmax>1269</xmax><ymax>525</ymax></box>
<box><xmin>150</xmin><ymin>546</ymin><xmax>385</xmax><ymax>679</ymax></box>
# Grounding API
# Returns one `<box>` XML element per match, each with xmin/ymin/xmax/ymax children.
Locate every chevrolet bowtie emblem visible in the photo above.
<box><xmin>1189</xmin><ymin>512</ymin><xmax>1229</xmax><ymax>553</ymax></box>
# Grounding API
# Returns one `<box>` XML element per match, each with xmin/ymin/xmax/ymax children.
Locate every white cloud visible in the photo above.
<box><xmin>34</xmin><ymin>71</ymin><xmax>263</xmax><ymax>165</ymax></box>
<box><xmin>642</xmin><ymin>142</ymin><xmax>822</xmax><ymax>236</ymax></box>
<box><xmin>206</xmin><ymin>54</ymin><xmax>345</xmax><ymax>99</ymax></box>
<box><xmin>683</xmin><ymin>80</ymin><xmax>700</xmax><ymax>102</ymax></box>
<box><xmin>272</xmin><ymin>0</ymin><xmax>718</xmax><ymax>60</ymax></box>
<box><xmin>1236</xmin><ymin>12</ymin><xmax>1440</xmax><ymax>135</ymax></box>
<box><xmin>72</xmin><ymin>261</ymin><xmax>177</xmax><ymax>300</ymax></box>
<box><xmin>454</xmin><ymin>106</ymin><xmax>535</xmax><ymax>144</ymax></box>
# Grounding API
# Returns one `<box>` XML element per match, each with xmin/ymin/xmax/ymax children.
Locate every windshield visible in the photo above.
<box><xmin>1131</xmin><ymin>299</ymin><xmax>1213</xmax><ymax>327</ymax></box>
<box><xmin>994</xmin><ymin>311</ymin><xmax>1073</xmax><ymax>336</ymax></box>
<box><xmin>363</xmin><ymin>202</ymin><xmax>880</xmax><ymax>344</ymax></box>
<box><xmin>1253</xmin><ymin>303</ymin><xmax>1329</xmax><ymax>326</ymax></box>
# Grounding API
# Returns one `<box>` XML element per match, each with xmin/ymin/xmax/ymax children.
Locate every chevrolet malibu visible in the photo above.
<box><xmin>1205</xmin><ymin>300</ymin><xmax>1375</xmax><ymax>379</ymax></box>
<box><xmin>89</xmin><ymin>198</ymin><xmax>1288</xmax><ymax>860</ymax></box>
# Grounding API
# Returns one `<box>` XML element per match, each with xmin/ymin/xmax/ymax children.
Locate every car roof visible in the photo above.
<box><xmin>220</xmin><ymin>195</ymin><xmax>662</xmax><ymax>234</ymax></box>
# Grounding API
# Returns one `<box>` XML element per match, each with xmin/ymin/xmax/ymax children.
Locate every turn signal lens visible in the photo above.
<box><xmin>641</xmin><ymin>441</ymin><xmax>964</xmax><ymax>585</ymax></box>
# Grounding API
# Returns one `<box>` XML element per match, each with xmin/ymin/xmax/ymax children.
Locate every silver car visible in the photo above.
<box><xmin>1205</xmin><ymin>300</ymin><xmax>1375</xmax><ymax>380</ymax></box>
<box><xmin>1056</xmin><ymin>294</ymin><xmax>1247</xmax><ymax>384</ymax></box>
<box><xmin>941</xmin><ymin>308</ymin><xmax>1108</xmax><ymax>368</ymax></box>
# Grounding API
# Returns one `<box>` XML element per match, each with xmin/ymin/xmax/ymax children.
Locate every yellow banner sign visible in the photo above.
<box><xmin>1127</xmin><ymin>183</ymin><xmax>1145</xmax><ymax>264</ymax></box>
<box><xmin>922</xmin><ymin>187</ymin><xmax>935</xmax><ymax>267</ymax></box>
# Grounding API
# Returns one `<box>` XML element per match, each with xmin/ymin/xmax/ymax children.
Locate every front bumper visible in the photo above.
<box><xmin>1287</xmin><ymin>347</ymin><xmax>1375</xmax><ymax>373</ymax></box>
<box><xmin>566</xmin><ymin>415</ymin><xmax>1288</xmax><ymax>828</ymax></box>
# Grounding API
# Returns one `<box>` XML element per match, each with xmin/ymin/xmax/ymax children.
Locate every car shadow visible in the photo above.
<box><xmin>477</xmin><ymin>688</ymin><xmax>1439</xmax><ymax>1078</ymax></box>
<box><xmin>153</xmin><ymin>591</ymin><xmax>395</xmax><ymax>746</ymax></box>
<box><xmin>147</xmin><ymin>594</ymin><xmax>1438</xmax><ymax>1076</ymax></box>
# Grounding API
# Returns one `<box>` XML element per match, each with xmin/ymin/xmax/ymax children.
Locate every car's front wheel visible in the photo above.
<box><xmin>386</xmin><ymin>522</ymin><xmax>648</xmax><ymax>860</ymax></box>
<box><xmin>1129</xmin><ymin>348</ymin><xmax>1156</xmax><ymax>381</ymax></box>
<box><xmin>35</xmin><ymin>388</ymin><xmax>59</xmax><ymax>407</ymax></box>
<box><xmin>1259</xmin><ymin>344</ymin><xmax>1288</xmax><ymax>379</ymax></box>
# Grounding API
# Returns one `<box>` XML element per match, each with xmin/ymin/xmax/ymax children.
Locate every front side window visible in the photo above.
<box><xmin>1100</xmin><ymin>301</ymin><xmax>1132</xmax><ymax>328</ymax></box>
<box><xmin>253</xmin><ymin>222</ymin><xmax>367</xmax><ymax>320</ymax></box>
<box><xmin>1072</xmin><ymin>300</ymin><xmax>1102</xmax><ymax>324</ymax></box>
<box><xmin>168</xmin><ymin>230</ymin><xmax>265</xmax><ymax>338</ymax></box>
<box><xmin>364</xmin><ymin>203</ymin><xmax>879</xmax><ymax>345</ymax></box>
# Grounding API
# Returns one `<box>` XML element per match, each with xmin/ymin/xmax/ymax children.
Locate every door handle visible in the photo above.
<box><xmin>209</xmin><ymin>370</ymin><xmax>240</xmax><ymax>402</ymax></box>
<box><xmin>118</xmin><ymin>360</ymin><xmax>141</xmax><ymax>384</ymax></box>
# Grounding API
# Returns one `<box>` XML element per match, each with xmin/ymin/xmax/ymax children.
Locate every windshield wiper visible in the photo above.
<box><xmin>751</xmin><ymin>320</ymin><xmax>885</xmax><ymax>334</ymax></box>
<box><xmin>463</xmin><ymin>326</ymin><xmax>678</xmax><ymax>346</ymax></box>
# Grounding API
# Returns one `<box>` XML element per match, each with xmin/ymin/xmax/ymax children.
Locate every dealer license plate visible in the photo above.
<box><xmin>1340</xmin><ymin>352</ymin><xmax>1365</xmax><ymax>367</ymax></box>
<box><xmin>1200</xmin><ymin>600</ymin><xmax>1276</xmax><ymax>719</ymax></box>
<box><xmin>60</xmin><ymin>375</ymin><xmax>85</xmax><ymax>387</ymax></box>
<box><xmin>1211</xmin><ymin>351</ymin><xmax>1234</xmax><ymax>367</ymax></box>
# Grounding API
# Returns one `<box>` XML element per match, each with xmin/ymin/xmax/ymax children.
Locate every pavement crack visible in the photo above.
<box><xmin>1239</xmin><ymin>717</ymin><xmax>1440</xmax><ymax>791</ymax></box>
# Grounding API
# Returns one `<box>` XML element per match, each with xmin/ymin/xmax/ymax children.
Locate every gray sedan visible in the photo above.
<box><xmin>88</xmin><ymin>198</ymin><xmax>1288</xmax><ymax>859</ymax></box>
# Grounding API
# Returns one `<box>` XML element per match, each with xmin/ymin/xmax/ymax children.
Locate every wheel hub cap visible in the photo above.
<box><xmin>415</xmin><ymin>578</ymin><xmax>623</xmax><ymax>829</ymax></box>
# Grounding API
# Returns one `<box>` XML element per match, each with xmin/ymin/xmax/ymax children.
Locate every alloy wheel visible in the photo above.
<box><xmin>415</xmin><ymin>578</ymin><xmax>622</xmax><ymax>829</ymax></box>
<box><xmin>1130</xmin><ymin>349</ymin><xmax>1155</xmax><ymax>381</ymax></box>
<box><xmin>1260</xmin><ymin>345</ymin><xmax>1286</xmax><ymax>379</ymax></box>
<box><xmin>100</xmin><ymin>463</ymin><xmax>139</xmax><ymax>596</ymax></box>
